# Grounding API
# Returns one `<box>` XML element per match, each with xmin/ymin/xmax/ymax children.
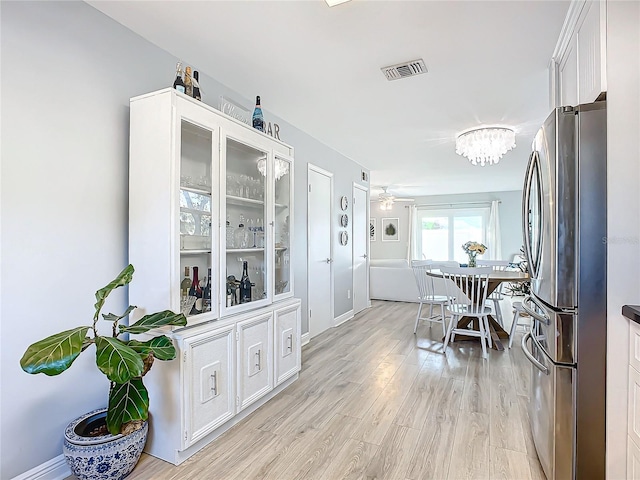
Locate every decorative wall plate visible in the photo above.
<box><xmin>340</xmin><ymin>214</ymin><xmax>349</xmax><ymax>227</ymax></box>
<box><xmin>340</xmin><ymin>195</ymin><xmax>348</xmax><ymax>211</ymax></box>
<box><xmin>340</xmin><ymin>231</ymin><xmax>349</xmax><ymax>246</ymax></box>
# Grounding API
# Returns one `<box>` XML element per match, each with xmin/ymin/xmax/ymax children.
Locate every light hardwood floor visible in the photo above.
<box><xmin>78</xmin><ymin>300</ymin><xmax>544</xmax><ymax>480</ymax></box>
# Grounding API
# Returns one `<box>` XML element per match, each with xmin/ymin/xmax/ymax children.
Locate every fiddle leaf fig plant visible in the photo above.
<box><xmin>20</xmin><ymin>264</ymin><xmax>187</xmax><ymax>435</ymax></box>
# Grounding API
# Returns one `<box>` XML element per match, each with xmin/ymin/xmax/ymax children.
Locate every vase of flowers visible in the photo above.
<box><xmin>462</xmin><ymin>241</ymin><xmax>487</xmax><ymax>267</ymax></box>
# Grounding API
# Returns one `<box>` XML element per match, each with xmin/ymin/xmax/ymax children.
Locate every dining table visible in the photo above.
<box><xmin>426</xmin><ymin>268</ymin><xmax>530</xmax><ymax>351</ymax></box>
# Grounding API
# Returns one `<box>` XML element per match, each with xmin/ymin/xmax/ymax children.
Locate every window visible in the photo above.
<box><xmin>415</xmin><ymin>207</ymin><xmax>490</xmax><ymax>262</ymax></box>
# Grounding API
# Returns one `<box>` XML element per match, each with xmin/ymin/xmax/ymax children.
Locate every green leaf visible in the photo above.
<box><xmin>20</xmin><ymin>327</ymin><xmax>90</xmax><ymax>376</ymax></box>
<box><xmin>94</xmin><ymin>264</ymin><xmax>134</xmax><ymax>319</ymax></box>
<box><xmin>120</xmin><ymin>310</ymin><xmax>187</xmax><ymax>334</ymax></box>
<box><xmin>107</xmin><ymin>378</ymin><xmax>149</xmax><ymax>435</ymax></box>
<box><xmin>127</xmin><ymin>336</ymin><xmax>177</xmax><ymax>361</ymax></box>
<box><xmin>95</xmin><ymin>337</ymin><xmax>143</xmax><ymax>384</ymax></box>
<box><xmin>102</xmin><ymin>305</ymin><xmax>136</xmax><ymax>323</ymax></box>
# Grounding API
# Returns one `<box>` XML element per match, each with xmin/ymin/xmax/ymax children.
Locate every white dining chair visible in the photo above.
<box><xmin>441</xmin><ymin>266</ymin><xmax>494</xmax><ymax>356</ymax></box>
<box><xmin>477</xmin><ymin>260</ymin><xmax>510</xmax><ymax>326</ymax></box>
<box><xmin>411</xmin><ymin>260</ymin><xmax>452</xmax><ymax>337</ymax></box>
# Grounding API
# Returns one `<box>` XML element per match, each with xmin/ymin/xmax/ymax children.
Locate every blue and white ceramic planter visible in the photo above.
<box><xmin>63</xmin><ymin>409</ymin><xmax>148</xmax><ymax>480</ymax></box>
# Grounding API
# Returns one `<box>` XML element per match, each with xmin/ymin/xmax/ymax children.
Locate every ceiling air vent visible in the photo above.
<box><xmin>381</xmin><ymin>59</ymin><xmax>427</xmax><ymax>81</ymax></box>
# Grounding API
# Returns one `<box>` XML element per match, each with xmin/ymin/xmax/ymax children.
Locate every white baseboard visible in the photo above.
<box><xmin>301</xmin><ymin>332</ymin><xmax>310</xmax><ymax>346</ymax></box>
<box><xmin>12</xmin><ymin>454</ymin><xmax>70</xmax><ymax>480</ymax></box>
<box><xmin>333</xmin><ymin>309</ymin><xmax>354</xmax><ymax>327</ymax></box>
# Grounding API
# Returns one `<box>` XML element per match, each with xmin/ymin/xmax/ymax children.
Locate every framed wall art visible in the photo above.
<box><xmin>369</xmin><ymin>218</ymin><xmax>376</xmax><ymax>242</ymax></box>
<box><xmin>381</xmin><ymin>217</ymin><xmax>399</xmax><ymax>242</ymax></box>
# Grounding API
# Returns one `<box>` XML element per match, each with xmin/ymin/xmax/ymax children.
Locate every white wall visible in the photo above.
<box><xmin>369</xmin><ymin>201</ymin><xmax>413</xmax><ymax>260</ymax></box>
<box><xmin>371</xmin><ymin>190</ymin><xmax>523</xmax><ymax>262</ymax></box>
<box><xmin>0</xmin><ymin>2</ymin><xmax>366</xmax><ymax>477</ymax></box>
<box><xmin>605</xmin><ymin>2</ymin><xmax>640</xmax><ymax>478</ymax></box>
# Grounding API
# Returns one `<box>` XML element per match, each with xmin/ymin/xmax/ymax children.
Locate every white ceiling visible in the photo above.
<box><xmin>89</xmin><ymin>0</ymin><xmax>569</xmax><ymax>198</ymax></box>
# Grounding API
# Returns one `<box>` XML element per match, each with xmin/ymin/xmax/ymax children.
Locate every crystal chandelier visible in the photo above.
<box><xmin>455</xmin><ymin>127</ymin><xmax>516</xmax><ymax>166</ymax></box>
<box><xmin>257</xmin><ymin>157</ymin><xmax>289</xmax><ymax>181</ymax></box>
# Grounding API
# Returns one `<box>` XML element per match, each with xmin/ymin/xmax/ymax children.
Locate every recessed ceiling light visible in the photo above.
<box><xmin>325</xmin><ymin>0</ymin><xmax>351</xmax><ymax>7</ymax></box>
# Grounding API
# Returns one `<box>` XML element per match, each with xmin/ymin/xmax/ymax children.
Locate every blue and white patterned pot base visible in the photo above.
<box><xmin>63</xmin><ymin>409</ymin><xmax>148</xmax><ymax>480</ymax></box>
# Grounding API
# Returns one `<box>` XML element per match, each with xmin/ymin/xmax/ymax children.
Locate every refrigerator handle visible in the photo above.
<box><xmin>522</xmin><ymin>295</ymin><xmax>550</xmax><ymax>325</ymax></box>
<box><xmin>522</xmin><ymin>332</ymin><xmax>549</xmax><ymax>375</ymax></box>
<box><xmin>521</xmin><ymin>151</ymin><xmax>536</xmax><ymax>276</ymax></box>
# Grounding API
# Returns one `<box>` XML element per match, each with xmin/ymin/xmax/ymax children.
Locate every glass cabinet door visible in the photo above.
<box><xmin>179</xmin><ymin>120</ymin><xmax>214</xmax><ymax>321</ymax></box>
<box><xmin>223</xmin><ymin>137</ymin><xmax>268</xmax><ymax>312</ymax></box>
<box><xmin>274</xmin><ymin>155</ymin><xmax>292</xmax><ymax>299</ymax></box>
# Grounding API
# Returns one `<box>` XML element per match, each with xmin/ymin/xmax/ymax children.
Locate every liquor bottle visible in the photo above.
<box><xmin>180</xmin><ymin>266</ymin><xmax>191</xmax><ymax>301</ymax></box>
<box><xmin>240</xmin><ymin>261</ymin><xmax>252</xmax><ymax>303</ymax></box>
<box><xmin>184</xmin><ymin>66</ymin><xmax>193</xmax><ymax>97</ymax></box>
<box><xmin>193</xmin><ymin>71</ymin><xmax>201</xmax><ymax>101</ymax></box>
<box><xmin>189</xmin><ymin>266</ymin><xmax>203</xmax><ymax>313</ymax></box>
<box><xmin>173</xmin><ymin>62</ymin><xmax>186</xmax><ymax>94</ymax></box>
<box><xmin>252</xmin><ymin>96</ymin><xmax>264</xmax><ymax>132</ymax></box>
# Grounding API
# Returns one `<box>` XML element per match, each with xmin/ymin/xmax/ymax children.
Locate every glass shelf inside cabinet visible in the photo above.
<box><xmin>274</xmin><ymin>156</ymin><xmax>291</xmax><ymax>296</ymax></box>
<box><xmin>224</xmin><ymin>138</ymin><xmax>268</xmax><ymax>308</ymax></box>
<box><xmin>179</xmin><ymin>120</ymin><xmax>213</xmax><ymax>319</ymax></box>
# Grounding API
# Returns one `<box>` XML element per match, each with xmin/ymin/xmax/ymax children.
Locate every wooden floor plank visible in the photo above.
<box><xmin>447</xmin><ymin>412</ymin><xmax>490</xmax><ymax>480</ymax></box>
<box><xmin>363</xmin><ymin>424</ymin><xmax>420</xmax><ymax>480</ymax></box>
<box><xmin>405</xmin><ymin>414</ymin><xmax>457</xmax><ymax>480</ymax></box>
<box><xmin>461</xmin><ymin>351</ymin><xmax>491</xmax><ymax>414</ymax></box>
<box><xmin>489</xmin><ymin>445</ymin><xmax>533</xmax><ymax>480</ymax></box>
<box><xmin>278</xmin><ymin>413</ymin><xmax>361</xmax><ymax>480</ymax></box>
<box><xmin>350</xmin><ymin>363</ymin><xmax>420</xmax><ymax>445</ymax></box>
<box><xmin>489</xmin><ymin>365</ymin><xmax>528</xmax><ymax>453</ymax></box>
<box><xmin>319</xmin><ymin>438</ymin><xmax>379</xmax><ymax>480</ymax></box>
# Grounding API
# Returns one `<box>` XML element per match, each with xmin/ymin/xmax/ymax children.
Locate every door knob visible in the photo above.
<box><xmin>325</xmin><ymin>258</ymin><xmax>332</xmax><ymax>263</ymax></box>
<box><xmin>362</xmin><ymin>254</ymin><xmax>368</xmax><ymax>258</ymax></box>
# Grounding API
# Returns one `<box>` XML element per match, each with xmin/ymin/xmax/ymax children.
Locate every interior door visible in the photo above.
<box><xmin>308</xmin><ymin>165</ymin><xmax>333</xmax><ymax>339</ymax></box>
<box><xmin>352</xmin><ymin>184</ymin><xmax>368</xmax><ymax>314</ymax></box>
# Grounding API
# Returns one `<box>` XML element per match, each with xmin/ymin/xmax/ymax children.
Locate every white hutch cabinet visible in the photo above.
<box><xmin>128</xmin><ymin>88</ymin><xmax>300</xmax><ymax>464</ymax></box>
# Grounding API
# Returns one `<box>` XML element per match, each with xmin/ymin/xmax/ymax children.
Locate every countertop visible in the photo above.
<box><xmin>622</xmin><ymin>305</ymin><xmax>640</xmax><ymax>324</ymax></box>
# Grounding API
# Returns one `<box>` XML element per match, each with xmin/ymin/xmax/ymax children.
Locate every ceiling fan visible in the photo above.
<box><xmin>377</xmin><ymin>186</ymin><xmax>413</xmax><ymax>211</ymax></box>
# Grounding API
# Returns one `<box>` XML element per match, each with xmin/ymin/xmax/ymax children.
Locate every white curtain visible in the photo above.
<box><xmin>407</xmin><ymin>205</ymin><xmax>418</xmax><ymax>261</ymax></box>
<box><xmin>487</xmin><ymin>200</ymin><xmax>503</xmax><ymax>260</ymax></box>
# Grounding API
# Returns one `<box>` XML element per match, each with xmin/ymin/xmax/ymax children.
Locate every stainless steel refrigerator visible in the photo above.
<box><xmin>521</xmin><ymin>102</ymin><xmax>606</xmax><ymax>480</ymax></box>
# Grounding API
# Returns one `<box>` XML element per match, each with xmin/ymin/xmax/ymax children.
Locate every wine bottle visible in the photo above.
<box><xmin>240</xmin><ymin>261</ymin><xmax>252</xmax><ymax>303</ymax></box>
<box><xmin>193</xmin><ymin>71</ymin><xmax>201</xmax><ymax>101</ymax></box>
<box><xmin>173</xmin><ymin>62</ymin><xmax>186</xmax><ymax>94</ymax></box>
<box><xmin>184</xmin><ymin>66</ymin><xmax>193</xmax><ymax>97</ymax></box>
<box><xmin>189</xmin><ymin>266</ymin><xmax>203</xmax><ymax>313</ymax></box>
<box><xmin>252</xmin><ymin>96</ymin><xmax>264</xmax><ymax>132</ymax></box>
<box><xmin>180</xmin><ymin>266</ymin><xmax>191</xmax><ymax>300</ymax></box>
